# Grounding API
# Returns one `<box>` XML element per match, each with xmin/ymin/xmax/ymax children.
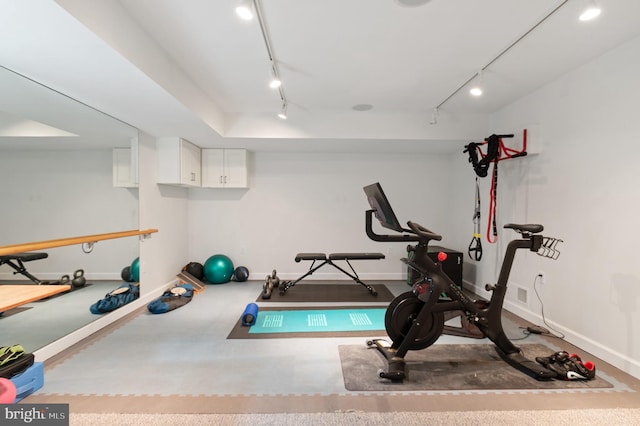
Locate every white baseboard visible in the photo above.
<box><xmin>465</xmin><ymin>280</ymin><xmax>640</xmax><ymax>380</ymax></box>
<box><xmin>33</xmin><ymin>283</ymin><xmax>168</xmax><ymax>362</ymax></box>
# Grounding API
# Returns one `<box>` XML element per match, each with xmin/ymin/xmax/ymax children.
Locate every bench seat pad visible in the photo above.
<box><xmin>295</xmin><ymin>253</ymin><xmax>328</xmax><ymax>262</ymax></box>
<box><xmin>329</xmin><ymin>253</ymin><xmax>385</xmax><ymax>260</ymax></box>
<box><xmin>0</xmin><ymin>252</ymin><xmax>48</xmax><ymax>262</ymax></box>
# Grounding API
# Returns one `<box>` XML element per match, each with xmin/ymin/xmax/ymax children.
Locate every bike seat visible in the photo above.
<box><xmin>504</xmin><ymin>223</ymin><xmax>543</xmax><ymax>234</ymax></box>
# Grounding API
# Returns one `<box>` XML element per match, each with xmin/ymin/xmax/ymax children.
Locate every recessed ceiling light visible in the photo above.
<box><xmin>353</xmin><ymin>104</ymin><xmax>373</xmax><ymax>111</ymax></box>
<box><xmin>395</xmin><ymin>0</ymin><xmax>432</xmax><ymax>7</ymax></box>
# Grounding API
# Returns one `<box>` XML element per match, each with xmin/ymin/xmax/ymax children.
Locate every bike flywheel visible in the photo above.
<box><xmin>385</xmin><ymin>291</ymin><xmax>444</xmax><ymax>350</ymax></box>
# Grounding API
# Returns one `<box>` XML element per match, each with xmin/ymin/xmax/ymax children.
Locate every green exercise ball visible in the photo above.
<box><xmin>130</xmin><ymin>257</ymin><xmax>140</xmax><ymax>282</ymax></box>
<box><xmin>203</xmin><ymin>254</ymin><xmax>234</xmax><ymax>284</ymax></box>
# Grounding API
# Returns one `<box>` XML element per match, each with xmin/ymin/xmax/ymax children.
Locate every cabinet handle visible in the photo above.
<box><xmin>219</xmin><ymin>176</ymin><xmax>223</xmax><ymax>184</ymax></box>
<box><xmin>191</xmin><ymin>172</ymin><xmax>196</xmax><ymax>182</ymax></box>
<box><xmin>224</xmin><ymin>176</ymin><xmax>227</xmax><ymax>184</ymax></box>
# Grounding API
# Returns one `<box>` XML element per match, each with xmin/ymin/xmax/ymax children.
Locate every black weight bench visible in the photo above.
<box><xmin>0</xmin><ymin>252</ymin><xmax>48</xmax><ymax>284</ymax></box>
<box><xmin>279</xmin><ymin>252</ymin><xmax>385</xmax><ymax>296</ymax></box>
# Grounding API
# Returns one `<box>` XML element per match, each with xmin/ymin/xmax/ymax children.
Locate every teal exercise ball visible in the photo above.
<box><xmin>130</xmin><ymin>257</ymin><xmax>140</xmax><ymax>282</ymax></box>
<box><xmin>203</xmin><ymin>254</ymin><xmax>234</xmax><ymax>284</ymax></box>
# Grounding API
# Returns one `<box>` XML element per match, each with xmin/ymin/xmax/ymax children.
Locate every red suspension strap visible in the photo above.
<box><xmin>464</xmin><ymin>131</ymin><xmax>528</xmax><ymax>245</ymax></box>
<box><xmin>487</xmin><ymin>160</ymin><xmax>498</xmax><ymax>243</ymax></box>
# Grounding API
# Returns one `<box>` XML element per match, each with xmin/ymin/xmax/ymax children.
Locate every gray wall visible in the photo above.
<box><xmin>0</xmin><ymin>149</ymin><xmax>138</xmax><ymax>280</ymax></box>
<box><xmin>186</xmin><ymin>150</ymin><xmax>461</xmax><ymax>281</ymax></box>
<box><xmin>446</xmin><ymin>34</ymin><xmax>640</xmax><ymax>379</ymax></box>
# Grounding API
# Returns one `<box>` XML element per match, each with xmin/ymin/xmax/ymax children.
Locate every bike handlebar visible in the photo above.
<box><xmin>407</xmin><ymin>221</ymin><xmax>442</xmax><ymax>241</ymax></box>
<box><xmin>365</xmin><ymin>210</ymin><xmax>443</xmax><ymax>244</ymax></box>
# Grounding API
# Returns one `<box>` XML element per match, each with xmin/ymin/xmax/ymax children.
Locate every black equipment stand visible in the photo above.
<box><xmin>279</xmin><ymin>252</ymin><xmax>385</xmax><ymax>296</ymax></box>
<box><xmin>0</xmin><ymin>252</ymin><xmax>48</xmax><ymax>284</ymax></box>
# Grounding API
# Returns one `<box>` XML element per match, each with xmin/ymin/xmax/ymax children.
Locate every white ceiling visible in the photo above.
<box><xmin>117</xmin><ymin>0</ymin><xmax>606</xmax><ymax>113</ymax></box>
<box><xmin>112</xmin><ymin>0</ymin><xmax>640</xmax><ymax>134</ymax></box>
<box><xmin>2</xmin><ymin>0</ymin><xmax>640</xmax><ymax>152</ymax></box>
<box><xmin>0</xmin><ymin>65</ymin><xmax>137</xmax><ymax>150</ymax></box>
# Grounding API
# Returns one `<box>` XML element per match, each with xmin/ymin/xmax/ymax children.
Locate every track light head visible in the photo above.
<box><xmin>579</xmin><ymin>1</ymin><xmax>601</xmax><ymax>21</ymax></box>
<box><xmin>269</xmin><ymin>78</ymin><xmax>282</xmax><ymax>89</ymax></box>
<box><xmin>429</xmin><ymin>107</ymin><xmax>439</xmax><ymax>125</ymax></box>
<box><xmin>235</xmin><ymin>0</ymin><xmax>254</xmax><ymax>20</ymax></box>
<box><xmin>277</xmin><ymin>103</ymin><xmax>288</xmax><ymax>120</ymax></box>
<box><xmin>395</xmin><ymin>0</ymin><xmax>432</xmax><ymax>7</ymax></box>
<box><xmin>269</xmin><ymin>66</ymin><xmax>282</xmax><ymax>89</ymax></box>
<box><xmin>469</xmin><ymin>70</ymin><xmax>484</xmax><ymax>97</ymax></box>
<box><xmin>469</xmin><ymin>87</ymin><xmax>483</xmax><ymax>97</ymax></box>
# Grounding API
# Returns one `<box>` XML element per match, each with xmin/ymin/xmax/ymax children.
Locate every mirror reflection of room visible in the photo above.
<box><xmin>0</xmin><ymin>65</ymin><xmax>140</xmax><ymax>353</ymax></box>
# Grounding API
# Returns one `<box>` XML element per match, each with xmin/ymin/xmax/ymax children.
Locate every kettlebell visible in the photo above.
<box><xmin>262</xmin><ymin>274</ymin><xmax>273</xmax><ymax>299</ymax></box>
<box><xmin>121</xmin><ymin>266</ymin><xmax>133</xmax><ymax>282</ymax></box>
<box><xmin>271</xmin><ymin>270</ymin><xmax>280</xmax><ymax>288</ymax></box>
<box><xmin>72</xmin><ymin>269</ymin><xmax>86</xmax><ymax>288</ymax></box>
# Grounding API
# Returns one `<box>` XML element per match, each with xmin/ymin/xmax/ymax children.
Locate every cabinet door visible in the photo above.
<box><xmin>201</xmin><ymin>149</ymin><xmax>225</xmax><ymax>188</ymax></box>
<box><xmin>180</xmin><ymin>139</ymin><xmax>201</xmax><ymax>186</ymax></box>
<box><xmin>112</xmin><ymin>148</ymin><xmax>137</xmax><ymax>188</ymax></box>
<box><xmin>224</xmin><ymin>149</ymin><xmax>248</xmax><ymax>188</ymax></box>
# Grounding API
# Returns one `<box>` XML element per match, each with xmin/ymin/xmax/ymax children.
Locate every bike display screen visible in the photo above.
<box><xmin>364</xmin><ymin>182</ymin><xmax>404</xmax><ymax>233</ymax></box>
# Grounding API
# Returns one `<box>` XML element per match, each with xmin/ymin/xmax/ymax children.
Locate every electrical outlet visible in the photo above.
<box><xmin>537</xmin><ymin>271</ymin><xmax>545</xmax><ymax>285</ymax></box>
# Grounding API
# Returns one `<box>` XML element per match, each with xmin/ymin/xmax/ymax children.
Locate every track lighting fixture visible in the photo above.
<box><xmin>579</xmin><ymin>0</ymin><xmax>601</xmax><ymax>21</ymax></box>
<box><xmin>237</xmin><ymin>0</ymin><xmax>289</xmax><ymax>119</ymax></box>
<box><xmin>235</xmin><ymin>0</ymin><xmax>254</xmax><ymax>20</ymax></box>
<box><xmin>395</xmin><ymin>0</ymin><xmax>432</xmax><ymax>7</ymax></box>
<box><xmin>277</xmin><ymin>103</ymin><xmax>287</xmax><ymax>120</ymax></box>
<box><xmin>469</xmin><ymin>70</ymin><xmax>483</xmax><ymax>97</ymax></box>
<box><xmin>269</xmin><ymin>64</ymin><xmax>282</xmax><ymax>89</ymax></box>
<box><xmin>269</xmin><ymin>78</ymin><xmax>282</xmax><ymax>89</ymax></box>
<box><xmin>429</xmin><ymin>107</ymin><xmax>439</xmax><ymax>125</ymax></box>
<box><xmin>430</xmin><ymin>0</ymin><xmax>578</xmax><ymax>123</ymax></box>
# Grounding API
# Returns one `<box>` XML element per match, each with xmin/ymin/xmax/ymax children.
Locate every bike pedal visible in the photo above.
<box><xmin>378</xmin><ymin>369</ymin><xmax>405</xmax><ymax>381</ymax></box>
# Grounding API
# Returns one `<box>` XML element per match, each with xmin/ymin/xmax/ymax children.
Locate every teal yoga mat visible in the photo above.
<box><xmin>249</xmin><ymin>308</ymin><xmax>385</xmax><ymax>334</ymax></box>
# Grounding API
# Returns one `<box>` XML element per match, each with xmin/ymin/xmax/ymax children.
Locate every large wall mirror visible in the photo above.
<box><xmin>0</xmin><ymin>65</ymin><xmax>139</xmax><ymax>353</ymax></box>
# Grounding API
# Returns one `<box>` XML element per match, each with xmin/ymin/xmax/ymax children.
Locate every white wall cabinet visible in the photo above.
<box><xmin>202</xmin><ymin>149</ymin><xmax>248</xmax><ymax>188</ymax></box>
<box><xmin>156</xmin><ymin>137</ymin><xmax>201</xmax><ymax>187</ymax></box>
<box><xmin>112</xmin><ymin>148</ymin><xmax>138</xmax><ymax>188</ymax></box>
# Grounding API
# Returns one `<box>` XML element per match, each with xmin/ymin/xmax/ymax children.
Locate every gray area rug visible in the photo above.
<box><xmin>257</xmin><ymin>283</ymin><xmax>394</xmax><ymax>303</ymax></box>
<box><xmin>339</xmin><ymin>343</ymin><xmax>613</xmax><ymax>391</ymax></box>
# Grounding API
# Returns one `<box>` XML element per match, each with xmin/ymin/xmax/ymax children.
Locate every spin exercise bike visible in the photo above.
<box><xmin>363</xmin><ymin>183</ymin><xmax>563</xmax><ymax>381</ymax></box>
